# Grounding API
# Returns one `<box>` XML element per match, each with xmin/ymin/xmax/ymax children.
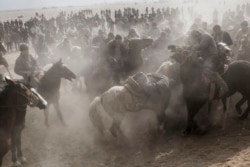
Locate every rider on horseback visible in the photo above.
<box><xmin>14</xmin><ymin>44</ymin><xmax>40</xmax><ymax>88</ymax></box>
<box><xmin>106</xmin><ymin>34</ymin><xmax>128</xmax><ymax>84</ymax></box>
<box><xmin>190</xmin><ymin>30</ymin><xmax>229</xmax><ymax>95</ymax></box>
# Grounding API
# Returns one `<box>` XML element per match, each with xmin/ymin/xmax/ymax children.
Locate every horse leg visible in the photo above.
<box><xmin>89</xmin><ymin>103</ymin><xmax>105</xmax><ymax>136</ymax></box>
<box><xmin>16</xmin><ymin>127</ymin><xmax>26</xmax><ymax>164</ymax></box>
<box><xmin>44</xmin><ymin>104</ymin><xmax>50</xmax><ymax>127</ymax></box>
<box><xmin>184</xmin><ymin>99</ymin><xmax>207</xmax><ymax>135</ymax></box>
<box><xmin>236</xmin><ymin>97</ymin><xmax>246</xmax><ymax>114</ymax></box>
<box><xmin>0</xmin><ymin>138</ymin><xmax>10</xmax><ymax>167</ymax></box>
<box><xmin>239</xmin><ymin>99</ymin><xmax>250</xmax><ymax>121</ymax></box>
<box><xmin>54</xmin><ymin>102</ymin><xmax>66</xmax><ymax>126</ymax></box>
<box><xmin>110</xmin><ymin>121</ymin><xmax>118</xmax><ymax>138</ymax></box>
<box><xmin>221</xmin><ymin>97</ymin><xmax>228</xmax><ymax>130</ymax></box>
<box><xmin>11</xmin><ymin>128</ymin><xmax>21</xmax><ymax>166</ymax></box>
<box><xmin>110</xmin><ymin>120</ymin><xmax>124</xmax><ymax>140</ymax></box>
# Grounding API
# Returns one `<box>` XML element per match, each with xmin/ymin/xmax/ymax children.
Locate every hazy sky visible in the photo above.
<box><xmin>0</xmin><ymin>0</ymin><xmax>126</xmax><ymax>11</ymax></box>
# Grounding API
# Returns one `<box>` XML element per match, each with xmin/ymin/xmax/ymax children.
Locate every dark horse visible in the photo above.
<box><xmin>221</xmin><ymin>61</ymin><xmax>250</xmax><ymax>120</ymax></box>
<box><xmin>37</xmin><ymin>60</ymin><xmax>76</xmax><ymax>127</ymax></box>
<box><xmin>171</xmin><ymin>43</ymin><xmax>231</xmax><ymax>135</ymax></box>
<box><xmin>0</xmin><ymin>77</ymin><xmax>47</xmax><ymax>167</ymax></box>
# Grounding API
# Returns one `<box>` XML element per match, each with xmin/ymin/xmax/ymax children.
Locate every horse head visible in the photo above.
<box><xmin>55</xmin><ymin>59</ymin><xmax>77</xmax><ymax>81</ymax></box>
<box><xmin>4</xmin><ymin>77</ymin><xmax>47</xmax><ymax>109</ymax></box>
<box><xmin>169</xmin><ymin>45</ymin><xmax>201</xmax><ymax>65</ymax></box>
<box><xmin>169</xmin><ymin>46</ymin><xmax>204</xmax><ymax>85</ymax></box>
<box><xmin>217</xmin><ymin>42</ymin><xmax>231</xmax><ymax>57</ymax></box>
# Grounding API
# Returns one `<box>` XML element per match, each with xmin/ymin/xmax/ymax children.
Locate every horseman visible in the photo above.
<box><xmin>190</xmin><ymin>30</ymin><xmax>229</xmax><ymax>95</ymax></box>
<box><xmin>14</xmin><ymin>44</ymin><xmax>40</xmax><ymax>88</ymax></box>
<box><xmin>106</xmin><ymin>34</ymin><xmax>128</xmax><ymax>84</ymax></box>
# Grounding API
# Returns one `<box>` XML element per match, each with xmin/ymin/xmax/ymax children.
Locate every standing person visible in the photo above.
<box><xmin>14</xmin><ymin>44</ymin><xmax>40</xmax><ymax>87</ymax></box>
<box><xmin>92</xmin><ymin>29</ymin><xmax>106</xmax><ymax>47</ymax></box>
<box><xmin>235</xmin><ymin>21</ymin><xmax>250</xmax><ymax>60</ymax></box>
<box><xmin>235</xmin><ymin>21</ymin><xmax>250</xmax><ymax>47</ymax></box>
<box><xmin>0</xmin><ymin>39</ymin><xmax>6</xmax><ymax>54</ymax></box>
<box><xmin>148</xmin><ymin>22</ymin><xmax>161</xmax><ymax>39</ymax></box>
<box><xmin>212</xmin><ymin>24</ymin><xmax>233</xmax><ymax>46</ymax></box>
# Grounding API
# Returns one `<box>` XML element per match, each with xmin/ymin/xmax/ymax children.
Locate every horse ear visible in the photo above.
<box><xmin>5</xmin><ymin>76</ymin><xmax>15</xmax><ymax>85</ymax></box>
<box><xmin>58</xmin><ymin>59</ymin><xmax>62</xmax><ymax>64</ymax></box>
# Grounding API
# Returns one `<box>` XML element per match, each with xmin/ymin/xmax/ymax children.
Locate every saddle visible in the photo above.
<box><xmin>124</xmin><ymin>72</ymin><xmax>169</xmax><ymax>111</ymax></box>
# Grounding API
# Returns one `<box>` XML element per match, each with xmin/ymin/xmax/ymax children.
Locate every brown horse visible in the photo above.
<box><xmin>37</xmin><ymin>60</ymin><xmax>76</xmax><ymax>127</ymax></box>
<box><xmin>0</xmin><ymin>77</ymin><xmax>47</xmax><ymax>167</ymax></box>
<box><xmin>171</xmin><ymin>43</ymin><xmax>231</xmax><ymax>135</ymax></box>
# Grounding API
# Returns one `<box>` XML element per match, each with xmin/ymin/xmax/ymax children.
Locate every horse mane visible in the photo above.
<box><xmin>40</xmin><ymin>63</ymin><xmax>60</xmax><ymax>82</ymax></box>
<box><xmin>38</xmin><ymin>62</ymin><xmax>62</xmax><ymax>93</ymax></box>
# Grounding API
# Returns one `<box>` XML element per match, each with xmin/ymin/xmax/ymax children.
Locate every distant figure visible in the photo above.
<box><xmin>212</xmin><ymin>24</ymin><xmax>233</xmax><ymax>46</ymax></box>
<box><xmin>14</xmin><ymin>44</ymin><xmax>39</xmax><ymax>87</ymax></box>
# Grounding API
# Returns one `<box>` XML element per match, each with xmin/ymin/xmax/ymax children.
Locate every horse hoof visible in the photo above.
<box><xmin>11</xmin><ymin>161</ymin><xmax>21</xmax><ymax>167</ymax></box>
<box><xmin>19</xmin><ymin>156</ymin><xmax>27</xmax><ymax>164</ymax></box>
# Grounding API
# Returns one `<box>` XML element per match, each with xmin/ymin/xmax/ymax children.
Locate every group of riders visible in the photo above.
<box><xmin>0</xmin><ymin>1</ymin><xmax>250</xmax><ymax>166</ymax></box>
<box><xmin>0</xmin><ymin>1</ymin><xmax>249</xmax><ymax>98</ymax></box>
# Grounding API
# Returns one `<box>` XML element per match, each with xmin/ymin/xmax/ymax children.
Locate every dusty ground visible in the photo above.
<box><xmin>1</xmin><ymin>47</ymin><xmax>250</xmax><ymax>167</ymax></box>
<box><xmin>1</xmin><ymin>0</ymin><xmax>250</xmax><ymax>166</ymax></box>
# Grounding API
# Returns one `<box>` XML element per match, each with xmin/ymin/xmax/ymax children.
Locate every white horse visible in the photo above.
<box><xmin>89</xmin><ymin>73</ymin><xmax>172</xmax><ymax>140</ymax></box>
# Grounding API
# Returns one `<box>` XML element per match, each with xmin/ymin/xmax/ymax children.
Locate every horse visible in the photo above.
<box><xmin>37</xmin><ymin>59</ymin><xmax>76</xmax><ymax>127</ymax></box>
<box><xmin>220</xmin><ymin>61</ymin><xmax>250</xmax><ymax>121</ymax></box>
<box><xmin>172</xmin><ymin>42</ymin><xmax>231</xmax><ymax>135</ymax></box>
<box><xmin>89</xmin><ymin>72</ymin><xmax>172</xmax><ymax>140</ymax></box>
<box><xmin>0</xmin><ymin>77</ymin><xmax>47</xmax><ymax>167</ymax></box>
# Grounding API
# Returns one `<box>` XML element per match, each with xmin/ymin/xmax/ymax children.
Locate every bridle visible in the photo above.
<box><xmin>0</xmin><ymin>87</ymin><xmax>40</xmax><ymax>109</ymax></box>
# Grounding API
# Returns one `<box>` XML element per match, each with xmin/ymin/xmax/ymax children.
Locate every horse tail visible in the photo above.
<box><xmin>89</xmin><ymin>96</ymin><xmax>106</xmax><ymax>136</ymax></box>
